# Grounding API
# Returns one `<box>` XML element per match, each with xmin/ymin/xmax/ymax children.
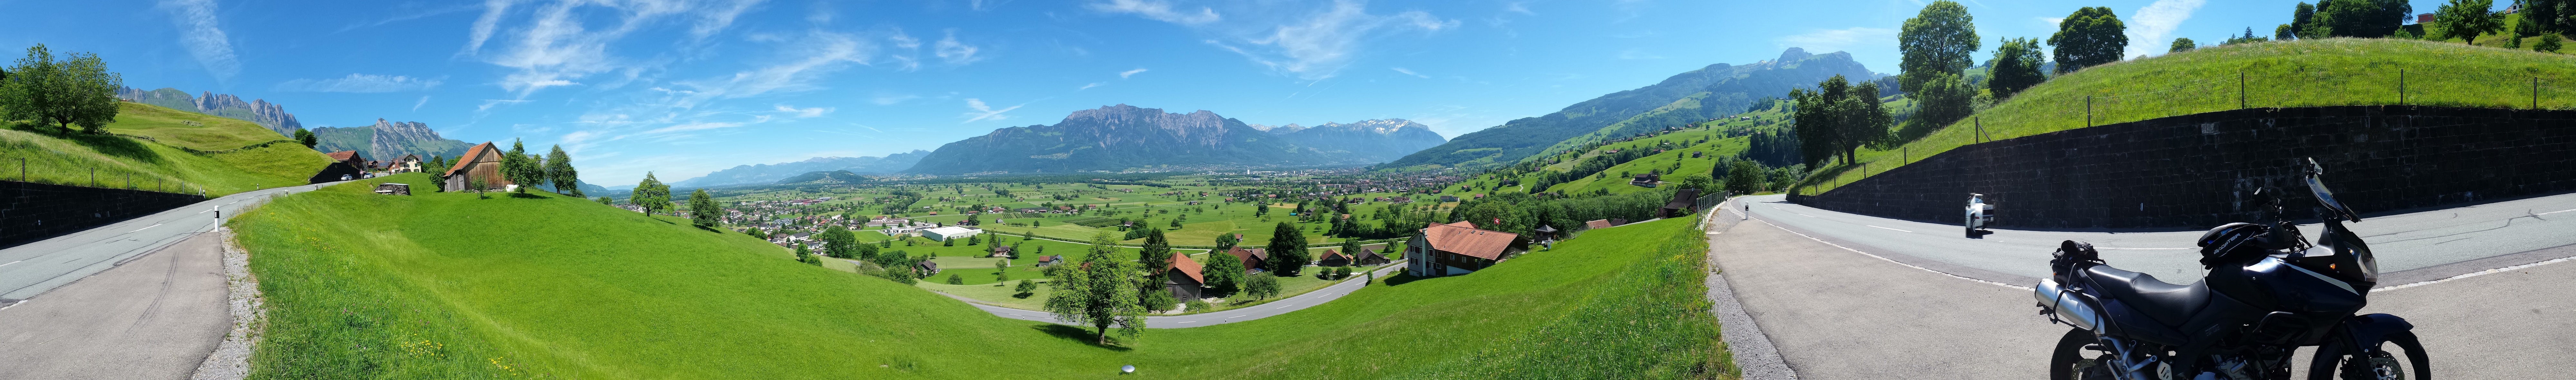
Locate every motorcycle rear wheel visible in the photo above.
<box><xmin>2049</xmin><ymin>328</ymin><xmax>2116</xmax><ymax>380</ymax></box>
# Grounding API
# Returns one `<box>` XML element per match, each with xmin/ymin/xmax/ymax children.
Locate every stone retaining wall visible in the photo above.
<box><xmin>1791</xmin><ymin>106</ymin><xmax>2576</xmax><ymax>229</ymax></box>
<box><xmin>0</xmin><ymin>181</ymin><xmax>206</xmax><ymax>248</ymax></box>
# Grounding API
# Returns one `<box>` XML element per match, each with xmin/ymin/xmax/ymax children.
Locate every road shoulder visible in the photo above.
<box><xmin>0</xmin><ymin>231</ymin><xmax>231</xmax><ymax>380</ymax></box>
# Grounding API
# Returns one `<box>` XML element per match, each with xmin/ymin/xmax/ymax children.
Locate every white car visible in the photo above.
<box><xmin>1964</xmin><ymin>193</ymin><xmax>1994</xmax><ymax>237</ymax></box>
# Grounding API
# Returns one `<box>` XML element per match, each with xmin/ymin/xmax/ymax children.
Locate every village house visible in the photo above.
<box><xmin>441</xmin><ymin>142</ymin><xmax>512</xmax><ymax>192</ymax></box>
<box><xmin>1225</xmin><ymin>246</ymin><xmax>1268</xmax><ymax>273</ymax></box>
<box><xmin>1316</xmin><ymin>249</ymin><xmax>1352</xmax><ymax>267</ymax></box>
<box><xmin>989</xmin><ymin>246</ymin><xmax>1013</xmax><ymax>258</ymax></box>
<box><xmin>1404</xmin><ymin>221</ymin><xmax>1521</xmax><ymax>277</ymax></box>
<box><xmin>1035</xmin><ymin>255</ymin><xmax>1065</xmax><ymax>267</ymax></box>
<box><xmin>1163</xmin><ymin>252</ymin><xmax>1205</xmax><ymax>300</ymax></box>
<box><xmin>393</xmin><ymin>154</ymin><xmax>423</xmax><ymax>173</ymax></box>
<box><xmin>1353</xmin><ymin>248</ymin><xmax>1391</xmax><ymax>266</ymax></box>
<box><xmin>914</xmin><ymin>261</ymin><xmax>940</xmax><ymax>277</ymax></box>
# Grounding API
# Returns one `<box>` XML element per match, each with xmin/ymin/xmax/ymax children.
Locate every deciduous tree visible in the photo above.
<box><xmin>1201</xmin><ymin>246</ymin><xmax>1245</xmax><ymax>296</ymax></box>
<box><xmin>1042</xmin><ymin>232</ymin><xmax>1148</xmax><ymax>345</ymax></box>
<box><xmin>2435</xmin><ymin>0</ymin><xmax>2501</xmax><ymax>44</ymax></box>
<box><xmin>1245</xmin><ymin>273</ymin><xmax>1281</xmax><ymax>300</ymax></box>
<box><xmin>294</xmin><ymin>128</ymin><xmax>317</xmax><ymax>148</ymax></box>
<box><xmin>2050</xmin><ymin>7</ymin><xmax>2128</xmax><ymax>74</ymax></box>
<box><xmin>0</xmin><ymin>44</ymin><xmax>121</xmax><ymax>136</ymax></box>
<box><xmin>2169</xmin><ymin>38</ymin><xmax>2196</xmax><ymax>52</ymax></box>
<box><xmin>631</xmin><ymin>172</ymin><xmax>672</xmax><ymax>215</ymax></box>
<box><xmin>687</xmin><ymin>189</ymin><xmax>720</xmax><ymax>227</ymax></box>
<box><xmin>1898</xmin><ymin>1</ymin><xmax>1979</xmax><ymax>95</ymax></box>
<box><xmin>1987</xmin><ymin>37</ymin><xmax>2048</xmax><ymax>98</ymax></box>
<box><xmin>545</xmin><ymin>144</ymin><xmax>582</xmax><ymax>197</ymax></box>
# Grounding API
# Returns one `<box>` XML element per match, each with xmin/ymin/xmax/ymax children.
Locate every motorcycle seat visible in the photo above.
<box><xmin>2083</xmin><ymin>265</ymin><xmax>2209</xmax><ymax>326</ymax></box>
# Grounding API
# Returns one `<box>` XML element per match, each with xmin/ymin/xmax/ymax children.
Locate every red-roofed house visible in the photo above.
<box><xmin>1316</xmin><ymin>249</ymin><xmax>1351</xmax><ymax>267</ymax></box>
<box><xmin>1226</xmin><ymin>246</ymin><xmax>1268</xmax><ymax>273</ymax></box>
<box><xmin>1404</xmin><ymin>221</ymin><xmax>1521</xmax><ymax>277</ymax></box>
<box><xmin>1163</xmin><ymin>252</ymin><xmax>1205</xmax><ymax>300</ymax></box>
<box><xmin>441</xmin><ymin>142</ymin><xmax>510</xmax><ymax>191</ymax></box>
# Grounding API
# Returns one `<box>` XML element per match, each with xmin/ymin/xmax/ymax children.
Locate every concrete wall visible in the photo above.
<box><xmin>1792</xmin><ymin>106</ymin><xmax>2576</xmax><ymax>229</ymax></box>
<box><xmin>0</xmin><ymin>181</ymin><xmax>206</xmax><ymax>248</ymax></box>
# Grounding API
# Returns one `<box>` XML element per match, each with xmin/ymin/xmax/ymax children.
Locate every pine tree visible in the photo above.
<box><xmin>1265</xmin><ymin>222</ymin><xmax>1310</xmax><ymax>276</ymax></box>
<box><xmin>1139</xmin><ymin>229</ymin><xmax>1172</xmax><ymax>274</ymax></box>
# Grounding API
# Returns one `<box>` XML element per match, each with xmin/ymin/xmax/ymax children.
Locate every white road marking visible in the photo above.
<box><xmin>2376</xmin><ymin>255</ymin><xmax>2576</xmax><ymax>292</ymax></box>
<box><xmin>1758</xmin><ymin>219</ymin><xmax>2032</xmax><ymax>291</ymax></box>
<box><xmin>2538</xmin><ymin>208</ymin><xmax>2576</xmax><ymax>216</ymax></box>
<box><xmin>197</xmin><ymin>208</ymin><xmax>212</xmax><ymax>214</ymax></box>
<box><xmin>1798</xmin><ymin>213</ymin><xmax>1818</xmax><ymax>218</ymax></box>
<box><xmin>129</xmin><ymin>224</ymin><xmax>163</xmax><ymax>233</ymax></box>
<box><xmin>2097</xmin><ymin>247</ymin><xmax>2198</xmax><ymax>250</ymax></box>
<box><xmin>1867</xmin><ymin>226</ymin><xmax>1912</xmax><ymax>233</ymax></box>
<box><xmin>0</xmin><ymin>260</ymin><xmax>21</xmax><ymax>267</ymax></box>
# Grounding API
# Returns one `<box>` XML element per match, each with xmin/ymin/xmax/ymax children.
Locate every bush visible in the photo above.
<box><xmin>1244</xmin><ymin>273</ymin><xmax>1281</xmax><ymax>300</ymax></box>
<box><xmin>2542</xmin><ymin>33</ymin><xmax>2565</xmax><ymax>53</ymax></box>
<box><xmin>946</xmin><ymin>273</ymin><xmax>963</xmax><ymax>285</ymax></box>
<box><xmin>1183</xmin><ymin>299</ymin><xmax>1211</xmax><ymax>313</ymax></box>
<box><xmin>1012</xmin><ymin>280</ymin><xmax>1037</xmax><ymax>298</ymax></box>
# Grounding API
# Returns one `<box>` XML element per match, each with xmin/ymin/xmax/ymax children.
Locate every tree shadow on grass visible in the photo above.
<box><xmin>1029</xmin><ymin>324</ymin><xmax>1133</xmax><ymax>351</ymax></box>
<box><xmin>1381</xmin><ymin>273</ymin><xmax>1432</xmax><ymax>287</ymax></box>
<box><xmin>65</xmin><ymin>133</ymin><xmax>163</xmax><ymax>163</ymax></box>
<box><xmin>507</xmin><ymin>192</ymin><xmax>547</xmax><ymax>199</ymax></box>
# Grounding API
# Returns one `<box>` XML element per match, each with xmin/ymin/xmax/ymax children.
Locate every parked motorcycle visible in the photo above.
<box><xmin>2035</xmin><ymin>158</ymin><xmax>2429</xmax><ymax>380</ymax></box>
<box><xmin>1966</xmin><ymin>193</ymin><xmax>1995</xmax><ymax>237</ymax></box>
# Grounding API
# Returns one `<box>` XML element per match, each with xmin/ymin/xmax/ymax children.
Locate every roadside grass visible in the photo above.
<box><xmin>232</xmin><ymin>176</ymin><xmax>1729</xmax><ymax>379</ymax></box>
<box><xmin>0</xmin><ymin>119</ymin><xmax>327</xmax><ymax>196</ymax></box>
<box><xmin>1803</xmin><ymin>38</ymin><xmax>2576</xmax><ymax>194</ymax></box>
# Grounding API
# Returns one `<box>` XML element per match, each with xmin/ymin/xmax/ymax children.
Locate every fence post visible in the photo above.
<box><xmin>2536</xmin><ymin>77</ymin><xmax>2543</xmax><ymax>110</ymax></box>
<box><xmin>1975</xmin><ymin>116</ymin><xmax>1983</xmax><ymax>143</ymax></box>
<box><xmin>2397</xmin><ymin>69</ymin><xmax>2405</xmax><ymax>105</ymax></box>
<box><xmin>2238</xmin><ymin>71</ymin><xmax>2247</xmax><ymax>109</ymax></box>
<box><xmin>2086</xmin><ymin>96</ymin><xmax>2094</xmax><ymax>127</ymax></box>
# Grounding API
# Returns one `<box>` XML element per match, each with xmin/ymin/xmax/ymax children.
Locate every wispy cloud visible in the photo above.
<box><xmin>644</xmin><ymin>121</ymin><xmax>745</xmax><ymax>134</ymax></box>
<box><xmin>274</xmin><ymin>74</ymin><xmax>445</xmax><ymax>93</ymax></box>
<box><xmin>1187</xmin><ymin>0</ymin><xmax>1457</xmax><ymax>80</ymax></box>
<box><xmin>1390</xmin><ymin>67</ymin><xmax>1428</xmax><ymax>78</ymax></box>
<box><xmin>412</xmin><ymin>96</ymin><xmax>431</xmax><ymax>112</ymax></box>
<box><xmin>157</xmin><ymin>0</ymin><xmax>240</xmax><ymax>81</ymax></box>
<box><xmin>1087</xmin><ymin>0</ymin><xmax>1220</xmax><ymax>25</ymax></box>
<box><xmin>2126</xmin><ymin>0</ymin><xmax>2207</xmax><ymax>58</ymax></box>
<box><xmin>693</xmin><ymin>0</ymin><xmax>765</xmax><ymax>39</ymax></box>
<box><xmin>961</xmin><ymin>98</ymin><xmax>1023</xmax><ymax>123</ymax></box>
<box><xmin>933</xmin><ymin>29</ymin><xmax>982</xmax><ymax>65</ymax></box>
<box><xmin>1119</xmin><ymin>68</ymin><xmax>1149</xmax><ymax>79</ymax></box>
<box><xmin>872</xmin><ymin>94</ymin><xmax>921</xmax><ymax>105</ymax></box>
<box><xmin>1616</xmin><ymin>49</ymin><xmax>1664</xmax><ymax>60</ymax></box>
<box><xmin>1078</xmin><ymin>82</ymin><xmax>1105</xmax><ymax>90</ymax></box>
<box><xmin>477</xmin><ymin>99</ymin><xmax>531</xmax><ymax>112</ymax></box>
<box><xmin>775</xmin><ymin>105</ymin><xmax>831</xmax><ymax>118</ymax></box>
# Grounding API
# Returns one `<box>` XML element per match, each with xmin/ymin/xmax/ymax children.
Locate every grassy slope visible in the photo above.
<box><xmin>1804</xmin><ymin>38</ymin><xmax>2576</xmax><ymax>194</ymax></box>
<box><xmin>231</xmin><ymin>173</ymin><xmax>1726</xmax><ymax>379</ymax></box>
<box><xmin>1</xmin><ymin>102</ymin><xmax>330</xmax><ymax>195</ymax></box>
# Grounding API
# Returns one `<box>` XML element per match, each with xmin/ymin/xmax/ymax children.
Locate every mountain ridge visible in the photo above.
<box><xmin>116</xmin><ymin>87</ymin><xmax>306</xmax><ymax>137</ymax></box>
<box><xmin>671</xmin><ymin>150</ymin><xmax>930</xmax><ymax>188</ymax></box>
<box><xmin>902</xmin><ymin>105</ymin><xmax>1428</xmax><ymax>175</ymax></box>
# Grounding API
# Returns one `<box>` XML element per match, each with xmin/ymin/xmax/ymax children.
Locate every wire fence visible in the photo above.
<box><xmin>1800</xmin><ymin>69</ymin><xmax>2573</xmax><ymax>195</ymax></box>
<box><xmin>0</xmin><ymin>134</ymin><xmax>209</xmax><ymax>195</ymax></box>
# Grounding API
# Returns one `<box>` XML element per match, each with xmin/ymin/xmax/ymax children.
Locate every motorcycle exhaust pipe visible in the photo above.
<box><xmin>2034</xmin><ymin>279</ymin><xmax>2105</xmax><ymax>331</ymax></box>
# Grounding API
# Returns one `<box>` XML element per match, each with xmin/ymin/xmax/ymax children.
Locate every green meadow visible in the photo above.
<box><xmin>1</xmin><ymin>102</ymin><xmax>329</xmax><ymax>196</ymax></box>
<box><xmin>229</xmin><ymin>172</ymin><xmax>1729</xmax><ymax>379</ymax></box>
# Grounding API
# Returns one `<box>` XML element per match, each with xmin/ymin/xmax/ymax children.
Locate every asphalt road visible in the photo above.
<box><xmin>1710</xmin><ymin>194</ymin><xmax>2576</xmax><ymax>379</ymax></box>
<box><xmin>1738</xmin><ymin>192</ymin><xmax>2576</xmax><ymax>288</ymax></box>
<box><xmin>960</xmin><ymin>261</ymin><xmax>1408</xmax><ymax>328</ymax></box>
<box><xmin>0</xmin><ymin>181</ymin><xmax>339</xmax><ymax>301</ymax></box>
<box><xmin>0</xmin><ymin>232</ymin><xmax>230</xmax><ymax>380</ymax></box>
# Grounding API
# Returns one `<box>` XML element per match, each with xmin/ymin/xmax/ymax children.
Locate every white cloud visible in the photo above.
<box><xmin>1390</xmin><ymin>67</ymin><xmax>1427</xmax><ymax>78</ymax></box>
<box><xmin>2126</xmin><ymin>0</ymin><xmax>2207</xmax><ymax>58</ymax></box>
<box><xmin>872</xmin><ymin>94</ymin><xmax>921</xmax><ymax>105</ymax></box>
<box><xmin>961</xmin><ymin>98</ymin><xmax>1023</xmax><ymax>123</ymax></box>
<box><xmin>1195</xmin><ymin>0</ymin><xmax>1457</xmax><ymax>80</ymax></box>
<box><xmin>681</xmin><ymin>30</ymin><xmax>870</xmax><ymax>102</ymax></box>
<box><xmin>1078</xmin><ymin>82</ymin><xmax>1105</xmax><ymax>90</ymax></box>
<box><xmin>464</xmin><ymin>0</ymin><xmax>772</xmax><ymax>99</ymax></box>
<box><xmin>693</xmin><ymin>0</ymin><xmax>765</xmax><ymax>39</ymax></box>
<box><xmin>477</xmin><ymin>99</ymin><xmax>531</xmax><ymax>112</ymax></box>
<box><xmin>1087</xmin><ymin>0</ymin><xmax>1220</xmax><ymax>25</ymax></box>
<box><xmin>933</xmin><ymin>29</ymin><xmax>982</xmax><ymax>65</ymax></box>
<box><xmin>274</xmin><ymin>74</ymin><xmax>445</xmax><ymax>93</ymax></box>
<box><xmin>886</xmin><ymin>28</ymin><xmax>923</xmax><ymax>71</ymax></box>
<box><xmin>1503</xmin><ymin>2</ymin><xmax>1533</xmax><ymax>15</ymax></box>
<box><xmin>1119</xmin><ymin>68</ymin><xmax>1149</xmax><ymax>79</ymax></box>
<box><xmin>1774</xmin><ymin>27</ymin><xmax>1896</xmax><ymax>54</ymax></box>
<box><xmin>2040</xmin><ymin>17</ymin><xmax>2065</xmax><ymax>27</ymax></box>
<box><xmin>775</xmin><ymin>105</ymin><xmax>831</xmax><ymax>117</ymax></box>
<box><xmin>644</xmin><ymin>121</ymin><xmax>744</xmax><ymax>135</ymax></box>
<box><xmin>1616</xmin><ymin>49</ymin><xmax>1665</xmax><ymax>60</ymax></box>
<box><xmin>463</xmin><ymin>0</ymin><xmax>516</xmax><ymax>55</ymax></box>
<box><xmin>157</xmin><ymin>0</ymin><xmax>240</xmax><ymax>81</ymax></box>
<box><xmin>412</xmin><ymin>96</ymin><xmax>431</xmax><ymax>112</ymax></box>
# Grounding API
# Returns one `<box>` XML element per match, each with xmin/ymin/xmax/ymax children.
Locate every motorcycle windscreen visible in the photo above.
<box><xmin>2306</xmin><ymin>171</ymin><xmax>2360</xmax><ymax>222</ymax></box>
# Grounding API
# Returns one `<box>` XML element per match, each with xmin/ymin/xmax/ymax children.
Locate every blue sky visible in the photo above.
<box><xmin>3</xmin><ymin>0</ymin><xmax>2482</xmax><ymax>184</ymax></box>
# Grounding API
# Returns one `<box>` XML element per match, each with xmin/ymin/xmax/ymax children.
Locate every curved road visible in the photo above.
<box><xmin>1708</xmin><ymin>194</ymin><xmax>2576</xmax><ymax>379</ymax></box>
<box><xmin>1</xmin><ymin>181</ymin><xmax>340</xmax><ymax>301</ymax></box>
<box><xmin>952</xmin><ymin>260</ymin><xmax>1408</xmax><ymax>328</ymax></box>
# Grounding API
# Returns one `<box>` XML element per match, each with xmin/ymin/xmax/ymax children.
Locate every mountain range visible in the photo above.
<box><xmin>117</xmin><ymin>87</ymin><xmax>305</xmax><ymax>136</ymax></box>
<box><xmin>311</xmin><ymin>119</ymin><xmax>477</xmax><ymax>162</ymax></box>
<box><xmin>670</xmin><ymin>151</ymin><xmax>931</xmax><ymax>188</ymax></box>
<box><xmin>900</xmin><ymin>105</ymin><xmax>1445</xmax><ymax>175</ymax></box>
<box><xmin>1381</xmin><ymin>48</ymin><xmax>1880</xmax><ymax>169</ymax></box>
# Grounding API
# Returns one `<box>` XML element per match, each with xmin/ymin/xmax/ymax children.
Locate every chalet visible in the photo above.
<box><xmin>1316</xmin><ymin>249</ymin><xmax>1352</xmax><ymax>267</ymax></box>
<box><xmin>1404</xmin><ymin>221</ymin><xmax>1520</xmax><ymax>277</ymax></box>
<box><xmin>393</xmin><ymin>154</ymin><xmax>423</xmax><ymax>173</ymax></box>
<box><xmin>1036</xmin><ymin>255</ymin><xmax>1065</xmax><ymax>267</ymax></box>
<box><xmin>914</xmin><ymin>261</ymin><xmax>940</xmax><ymax>277</ymax></box>
<box><xmin>1630</xmin><ymin>171</ymin><xmax>1661</xmax><ymax>188</ymax></box>
<box><xmin>990</xmin><ymin>246</ymin><xmax>1014</xmax><ymax>258</ymax></box>
<box><xmin>324</xmin><ymin>151</ymin><xmax>366</xmax><ymax>169</ymax></box>
<box><xmin>1226</xmin><ymin>247</ymin><xmax>1268</xmax><ymax>273</ymax></box>
<box><xmin>441</xmin><ymin>142</ymin><xmax>512</xmax><ymax>191</ymax></box>
<box><xmin>1352</xmin><ymin>249</ymin><xmax>1391</xmax><ymax>266</ymax></box>
<box><xmin>306</xmin><ymin>150</ymin><xmax>369</xmax><ymax>183</ymax></box>
<box><xmin>1163</xmin><ymin>252</ymin><xmax>1206</xmax><ymax>300</ymax></box>
<box><xmin>922</xmin><ymin>226</ymin><xmax>980</xmax><ymax>241</ymax></box>
<box><xmin>1660</xmin><ymin>189</ymin><xmax>1703</xmax><ymax>218</ymax></box>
